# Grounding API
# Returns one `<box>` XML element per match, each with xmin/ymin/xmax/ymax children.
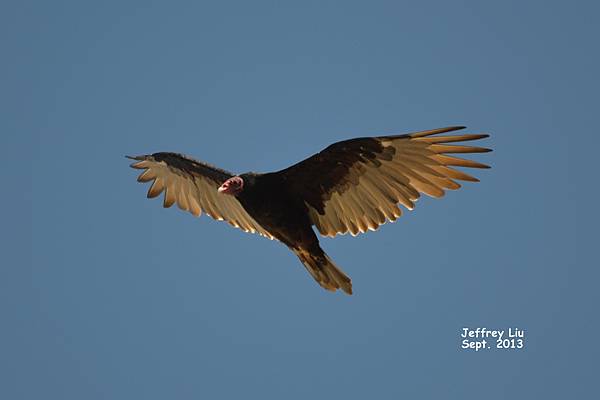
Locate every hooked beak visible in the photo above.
<box><xmin>218</xmin><ymin>184</ymin><xmax>227</xmax><ymax>193</ymax></box>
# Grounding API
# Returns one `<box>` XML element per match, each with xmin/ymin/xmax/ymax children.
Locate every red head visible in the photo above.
<box><xmin>218</xmin><ymin>176</ymin><xmax>244</xmax><ymax>196</ymax></box>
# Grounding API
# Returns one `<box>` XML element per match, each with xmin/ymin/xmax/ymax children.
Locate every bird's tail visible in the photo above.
<box><xmin>293</xmin><ymin>247</ymin><xmax>353</xmax><ymax>295</ymax></box>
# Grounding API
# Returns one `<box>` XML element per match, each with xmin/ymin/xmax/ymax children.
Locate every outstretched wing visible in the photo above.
<box><xmin>127</xmin><ymin>152</ymin><xmax>275</xmax><ymax>240</ymax></box>
<box><xmin>277</xmin><ymin>126</ymin><xmax>491</xmax><ymax>237</ymax></box>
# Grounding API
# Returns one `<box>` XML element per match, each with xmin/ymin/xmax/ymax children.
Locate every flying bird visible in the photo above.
<box><xmin>127</xmin><ymin>126</ymin><xmax>491</xmax><ymax>294</ymax></box>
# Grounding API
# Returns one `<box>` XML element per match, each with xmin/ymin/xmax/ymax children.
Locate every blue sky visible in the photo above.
<box><xmin>1</xmin><ymin>1</ymin><xmax>598</xmax><ymax>399</ymax></box>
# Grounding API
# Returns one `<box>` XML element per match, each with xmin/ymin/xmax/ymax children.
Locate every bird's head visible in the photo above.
<box><xmin>218</xmin><ymin>176</ymin><xmax>244</xmax><ymax>196</ymax></box>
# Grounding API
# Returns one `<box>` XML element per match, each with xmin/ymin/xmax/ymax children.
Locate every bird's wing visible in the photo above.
<box><xmin>127</xmin><ymin>152</ymin><xmax>276</xmax><ymax>240</ymax></box>
<box><xmin>277</xmin><ymin>126</ymin><xmax>491</xmax><ymax>237</ymax></box>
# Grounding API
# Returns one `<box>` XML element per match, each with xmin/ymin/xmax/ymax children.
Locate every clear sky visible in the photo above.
<box><xmin>1</xmin><ymin>1</ymin><xmax>598</xmax><ymax>399</ymax></box>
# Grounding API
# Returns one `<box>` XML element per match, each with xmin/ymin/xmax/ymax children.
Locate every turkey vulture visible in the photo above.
<box><xmin>127</xmin><ymin>126</ymin><xmax>491</xmax><ymax>294</ymax></box>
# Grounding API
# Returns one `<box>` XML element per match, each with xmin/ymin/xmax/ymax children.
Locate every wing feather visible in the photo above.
<box><xmin>432</xmin><ymin>154</ymin><xmax>490</xmax><ymax>169</ymax></box>
<box><xmin>147</xmin><ymin>177</ymin><xmax>165</xmax><ymax>198</ymax></box>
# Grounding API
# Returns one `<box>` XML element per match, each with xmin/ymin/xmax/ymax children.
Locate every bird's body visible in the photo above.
<box><xmin>127</xmin><ymin>126</ymin><xmax>491</xmax><ymax>294</ymax></box>
<box><xmin>237</xmin><ymin>173</ymin><xmax>311</xmax><ymax>246</ymax></box>
<box><xmin>216</xmin><ymin>171</ymin><xmax>354</xmax><ymax>291</ymax></box>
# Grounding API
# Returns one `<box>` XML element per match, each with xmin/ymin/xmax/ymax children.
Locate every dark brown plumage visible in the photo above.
<box><xmin>127</xmin><ymin>126</ymin><xmax>491</xmax><ymax>294</ymax></box>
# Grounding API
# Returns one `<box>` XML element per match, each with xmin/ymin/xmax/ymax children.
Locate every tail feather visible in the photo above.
<box><xmin>293</xmin><ymin>248</ymin><xmax>353</xmax><ymax>295</ymax></box>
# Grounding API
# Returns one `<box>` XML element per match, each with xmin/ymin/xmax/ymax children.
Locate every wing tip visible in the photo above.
<box><xmin>126</xmin><ymin>154</ymin><xmax>147</xmax><ymax>161</ymax></box>
<box><xmin>127</xmin><ymin>154</ymin><xmax>152</xmax><ymax>169</ymax></box>
<box><xmin>406</xmin><ymin>125</ymin><xmax>467</xmax><ymax>139</ymax></box>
